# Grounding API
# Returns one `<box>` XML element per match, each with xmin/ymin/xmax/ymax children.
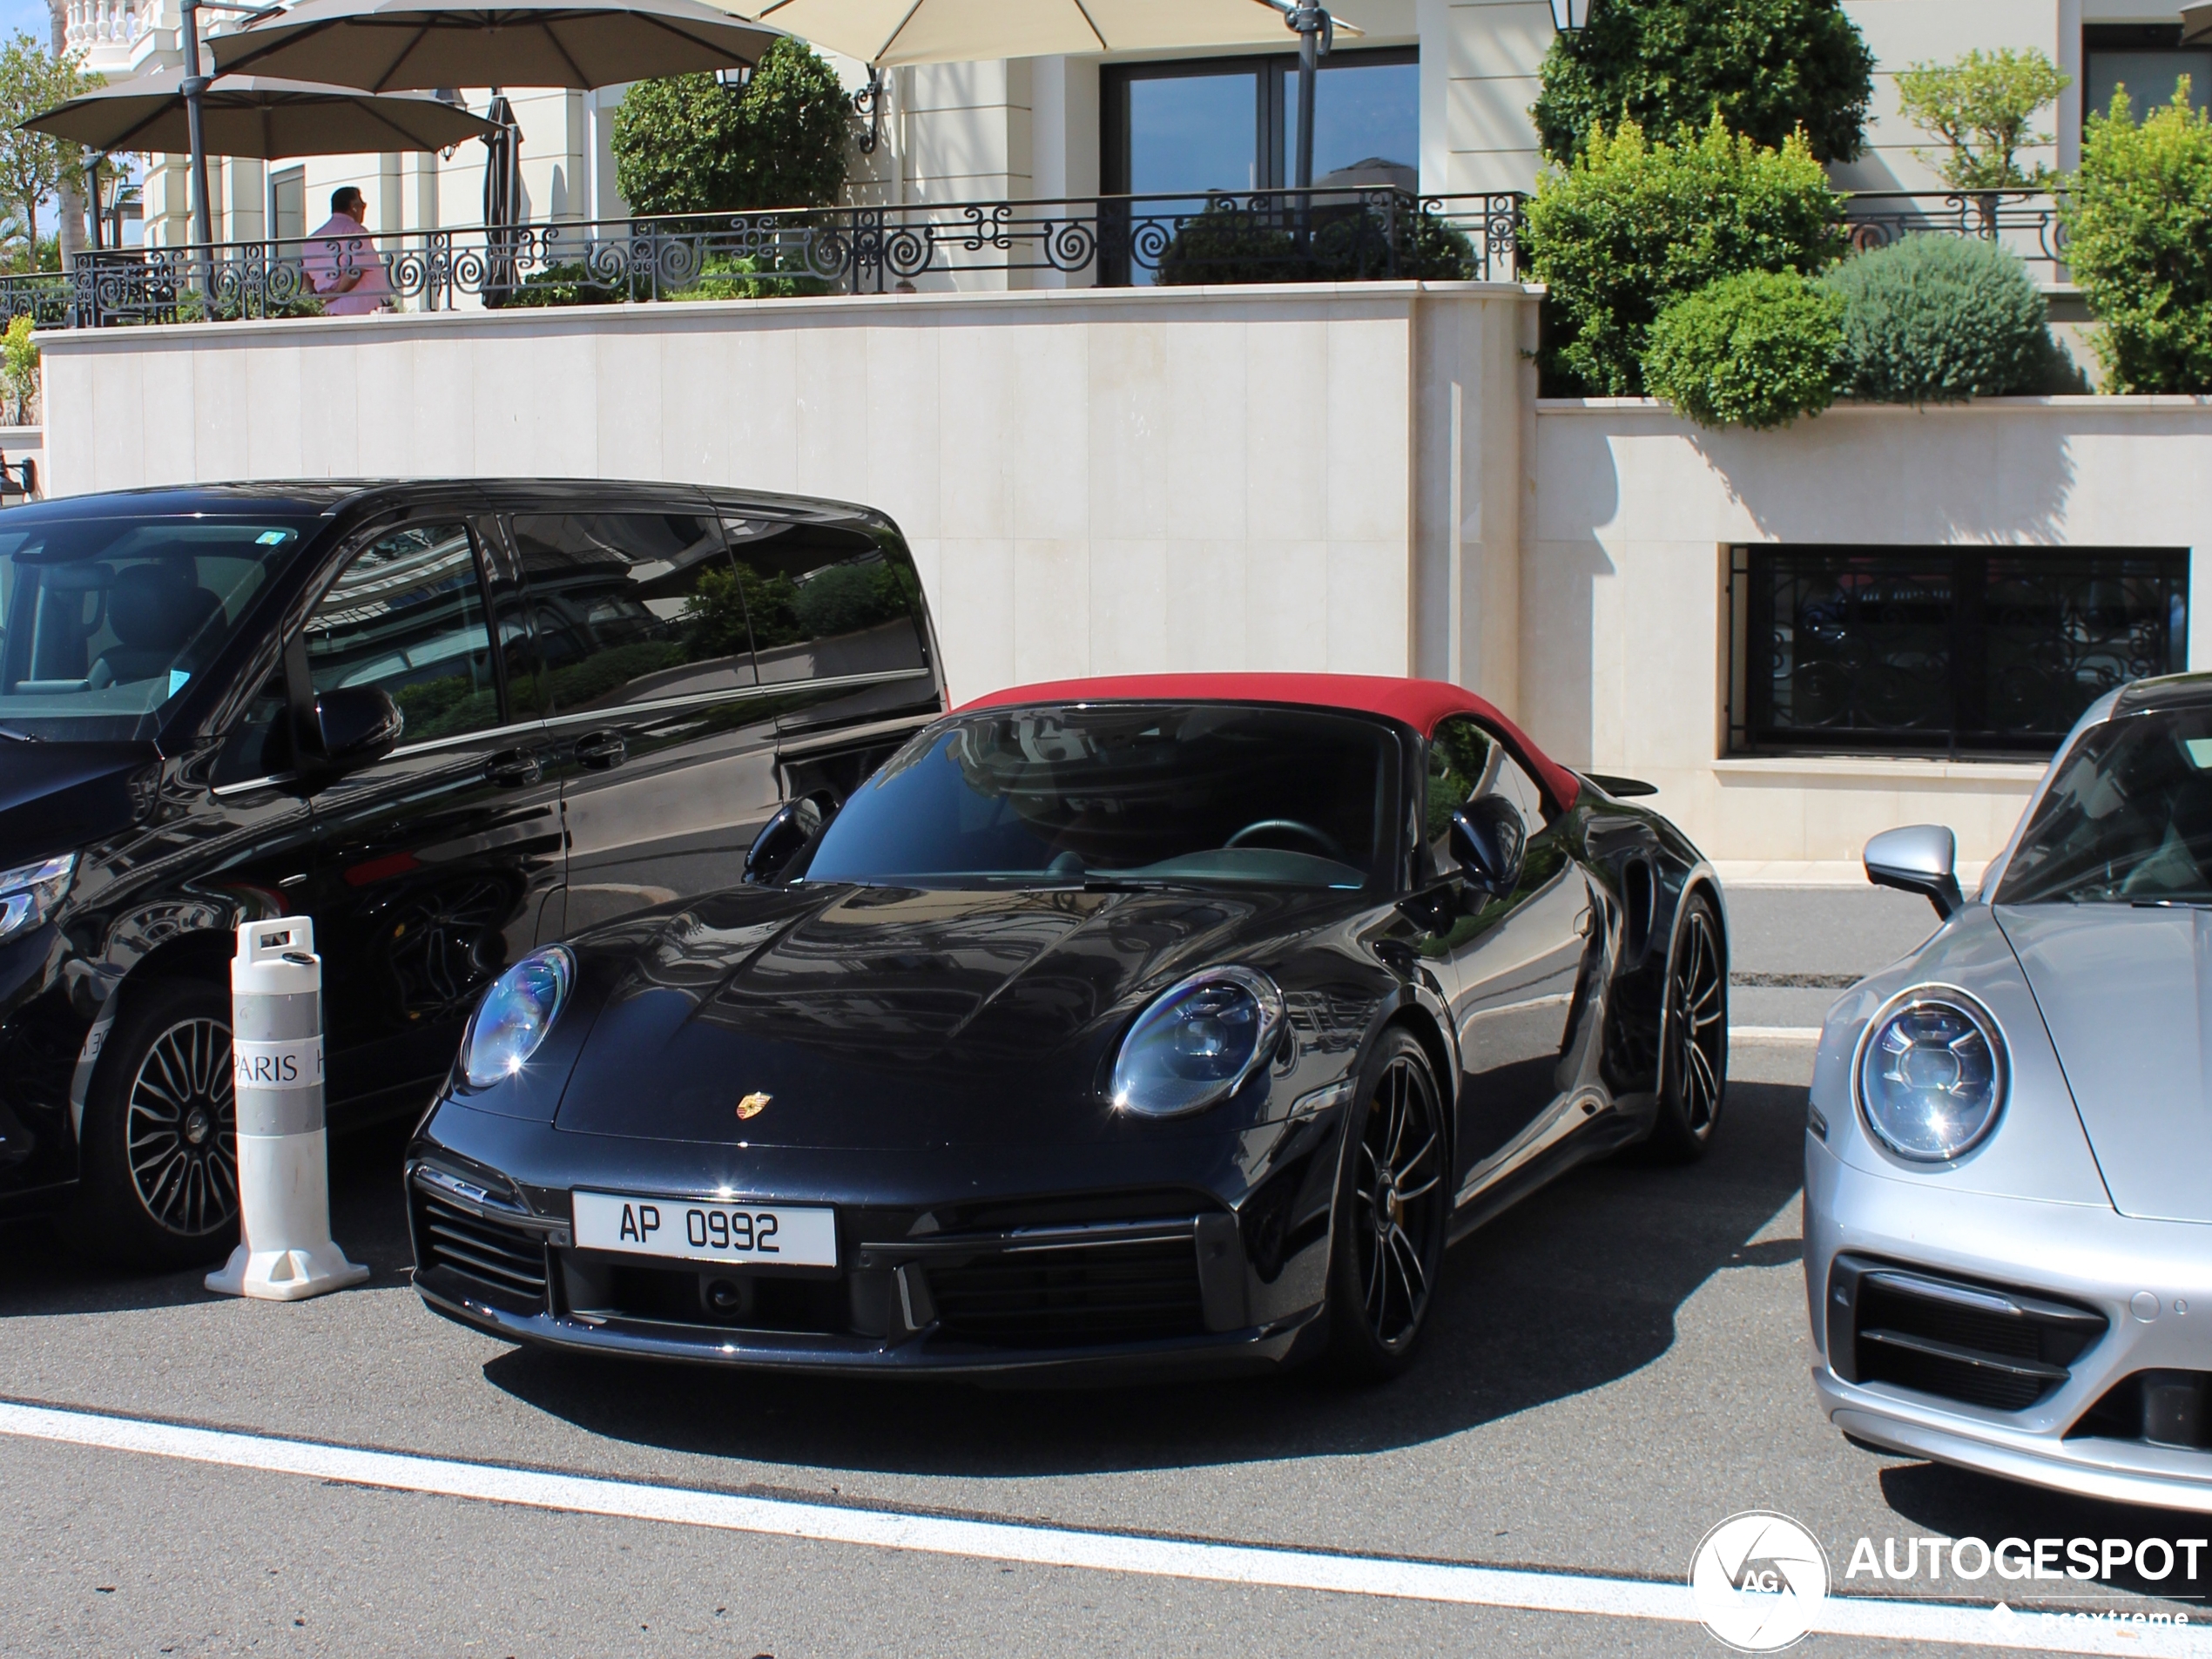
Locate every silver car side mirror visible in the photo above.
<box><xmin>1865</xmin><ymin>824</ymin><xmax>1963</xmax><ymax>919</ymax></box>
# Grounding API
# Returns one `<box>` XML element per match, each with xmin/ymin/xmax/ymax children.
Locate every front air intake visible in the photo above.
<box><xmin>410</xmin><ymin>1177</ymin><xmax>549</xmax><ymax>1315</ymax></box>
<box><xmin>1827</xmin><ymin>1254</ymin><xmax>2106</xmax><ymax>1413</ymax></box>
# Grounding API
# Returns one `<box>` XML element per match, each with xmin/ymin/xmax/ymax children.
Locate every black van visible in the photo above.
<box><xmin>0</xmin><ymin>480</ymin><xmax>944</xmax><ymax>1265</ymax></box>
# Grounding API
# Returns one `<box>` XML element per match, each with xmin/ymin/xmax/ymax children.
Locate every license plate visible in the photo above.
<box><xmin>570</xmin><ymin>1190</ymin><xmax>838</xmax><ymax>1269</ymax></box>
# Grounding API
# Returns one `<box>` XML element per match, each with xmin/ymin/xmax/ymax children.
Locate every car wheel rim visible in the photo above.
<box><xmin>126</xmin><ymin>1016</ymin><xmax>239</xmax><ymax>1238</ymax></box>
<box><xmin>1669</xmin><ymin>909</ymin><xmax>1724</xmax><ymax>1136</ymax></box>
<box><xmin>1352</xmin><ymin>1053</ymin><xmax>1443</xmax><ymax>1350</ymax></box>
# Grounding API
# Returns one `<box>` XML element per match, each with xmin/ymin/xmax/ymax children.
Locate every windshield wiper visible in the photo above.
<box><xmin>0</xmin><ymin>724</ymin><xmax>38</xmax><ymax>742</ymax></box>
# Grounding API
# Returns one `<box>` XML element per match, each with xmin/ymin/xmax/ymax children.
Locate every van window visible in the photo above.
<box><xmin>0</xmin><ymin>514</ymin><xmax>310</xmax><ymax>741</ymax></box>
<box><xmin>305</xmin><ymin>524</ymin><xmax>500</xmax><ymax>744</ymax></box>
<box><xmin>724</xmin><ymin>519</ymin><xmax>926</xmax><ymax>685</ymax></box>
<box><xmin>507</xmin><ymin>514</ymin><xmax>751</xmax><ymax>712</ymax></box>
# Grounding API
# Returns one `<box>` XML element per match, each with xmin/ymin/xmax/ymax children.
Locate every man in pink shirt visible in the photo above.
<box><xmin>302</xmin><ymin>186</ymin><xmax>394</xmax><ymax>315</ymax></box>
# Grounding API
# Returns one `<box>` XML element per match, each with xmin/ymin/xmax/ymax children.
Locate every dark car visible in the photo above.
<box><xmin>407</xmin><ymin>674</ymin><xmax>1728</xmax><ymax>1380</ymax></box>
<box><xmin>0</xmin><ymin>480</ymin><xmax>944</xmax><ymax>1264</ymax></box>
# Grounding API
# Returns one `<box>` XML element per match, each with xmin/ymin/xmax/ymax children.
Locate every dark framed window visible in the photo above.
<box><xmin>2084</xmin><ymin>25</ymin><xmax>2212</xmax><ymax>123</ymax></box>
<box><xmin>1726</xmin><ymin>545</ymin><xmax>2190</xmax><ymax>760</ymax></box>
<box><xmin>1101</xmin><ymin>48</ymin><xmax>1417</xmax><ymax>284</ymax></box>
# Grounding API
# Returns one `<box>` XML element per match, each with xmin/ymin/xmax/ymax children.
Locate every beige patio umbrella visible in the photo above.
<box><xmin>740</xmin><ymin>0</ymin><xmax>1359</xmax><ymax>188</ymax></box>
<box><xmin>208</xmin><ymin>0</ymin><xmax>785</xmax><ymax>92</ymax></box>
<box><xmin>24</xmin><ymin>69</ymin><xmax>500</xmax><ymax>157</ymax></box>
<box><xmin>739</xmin><ymin>0</ymin><xmax>1345</xmax><ymax>66</ymax></box>
<box><xmin>2184</xmin><ymin>2</ymin><xmax>2210</xmax><ymax>44</ymax></box>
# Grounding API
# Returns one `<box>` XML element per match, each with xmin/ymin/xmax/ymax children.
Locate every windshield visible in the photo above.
<box><xmin>1998</xmin><ymin>706</ymin><xmax>2212</xmax><ymax>905</ymax></box>
<box><xmin>804</xmin><ymin>704</ymin><xmax>1399</xmax><ymax>891</ymax></box>
<box><xmin>0</xmin><ymin>514</ymin><xmax>318</xmax><ymax>741</ymax></box>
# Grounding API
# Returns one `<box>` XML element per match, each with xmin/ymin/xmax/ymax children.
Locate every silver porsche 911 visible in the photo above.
<box><xmin>1806</xmin><ymin>671</ymin><xmax>2212</xmax><ymax>1511</ymax></box>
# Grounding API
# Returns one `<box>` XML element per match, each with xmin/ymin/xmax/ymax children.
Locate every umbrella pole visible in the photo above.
<box><xmin>179</xmin><ymin>0</ymin><xmax>213</xmax><ymax>250</ymax></box>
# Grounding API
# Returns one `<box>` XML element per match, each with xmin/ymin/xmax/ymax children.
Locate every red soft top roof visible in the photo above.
<box><xmin>955</xmin><ymin>673</ymin><xmax>1581</xmax><ymax>812</ymax></box>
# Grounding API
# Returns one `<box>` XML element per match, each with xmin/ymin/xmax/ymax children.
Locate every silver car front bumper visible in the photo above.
<box><xmin>1807</xmin><ymin>1131</ymin><xmax>2212</xmax><ymax>1511</ymax></box>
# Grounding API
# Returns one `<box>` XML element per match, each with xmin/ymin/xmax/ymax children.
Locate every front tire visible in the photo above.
<box><xmin>1646</xmin><ymin>891</ymin><xmax>1727</xmax><ymax>1161</ymax></box>
<box><xmin>70</xmin><ymin>979</ymin><xmax>240</xmax><ymax>1268</ymax></box>
<box><xmin>1324</xmin><ymin>1028</ymin><xmax>1449</xmax><ymax>1381</ymax></box>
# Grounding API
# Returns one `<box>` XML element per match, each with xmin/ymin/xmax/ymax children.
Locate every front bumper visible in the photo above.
<box><xmin>408</xmin><ymin>1096</ymin><xmax>1342</xmax><ymax>1379</ymax></box>
<box><xmin>1807</xmin><ymin>1132</ymin><xmax>2212</xmax><ymax>1511</ymax></box>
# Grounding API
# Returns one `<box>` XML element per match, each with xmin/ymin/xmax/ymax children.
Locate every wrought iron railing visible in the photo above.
<box><xmin>0</xmin><ymin>187</ymin><xmax>1528</xmax><ymax>327</ymax></box>
<box><xmin>1840</xmin><ymin>189</ymin><xmax>2067</xmax><ymax>282</ymax></box>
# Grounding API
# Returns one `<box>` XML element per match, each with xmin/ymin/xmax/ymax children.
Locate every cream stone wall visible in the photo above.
<box><xmin>37</xmin><ymin>281</ymin><xmax>1534</xmax><ymax>711</ymax></box>
<box><xmin>1525</xmin><ymin>395</ymin><xmax>2212</xmax><ymax>865</ymax></box>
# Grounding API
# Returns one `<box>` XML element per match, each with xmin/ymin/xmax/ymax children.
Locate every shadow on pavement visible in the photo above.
<box><xmin>1877</xmin><ymin>1458</ymin><xmax>2212</xmax><ymax>1612</ymax></box>
<box><xmin>482</xmin><ymin>1078</ymin><xmax>1810</xmax><ymax>1474</ymax></box>
<box><xmin>0</xmin><ymin>1118</ymin><xmax>417</xmax><ymax>1318</ymax></box>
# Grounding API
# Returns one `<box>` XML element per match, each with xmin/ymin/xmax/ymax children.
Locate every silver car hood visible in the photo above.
<box><xmin>1997</xmin><ymin>904</ymin><xmax>2212</xmax><ymax>1224</ymax></box>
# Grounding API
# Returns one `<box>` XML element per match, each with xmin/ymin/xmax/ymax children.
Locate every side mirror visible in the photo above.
<box><xmin>745</xmin><ymin>797</ymin><xmax>826</xmax><ymax>885</ymax></box>
<box><xmin>1865</xmin><ymin>824</ymin><xmax>1962</xmax><ymax>919</ymax></box>
<box><xmin>305</xmin><ymin>685</ymin><xmax>401</xmax><ymax>774</ymax></box>
<box><xmin>1449</xmin><ymin>796</ymin><xmax>1526</xmax><ymax>900</ymax></box>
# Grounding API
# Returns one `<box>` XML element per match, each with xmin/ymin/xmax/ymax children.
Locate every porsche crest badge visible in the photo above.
<box><xmin>736</xmin><ymin>1092</ymin><xmax>772</xmax><ymax>1121</ymax></box>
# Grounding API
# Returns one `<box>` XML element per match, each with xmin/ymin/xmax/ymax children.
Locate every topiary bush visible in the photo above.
<box><xmin>613</xmin><ymin>39</ymin><xmax>851</xmax><ymax>218</ymax></box>
<box><xmin>1522</xmin><ymin>115</ymin><xmax>1844</xmax><ymax>396</ymax></box>
<box><xmin>1822</xmin><ymin>233</ymin><xmax>2060</xmax><ymax>402</ymax></box>
<box><xmin>1642</xmin><ymin>269</ymin><xmax>1844</xmax><ymax>429</ymax></box>
<box><xmin>2061</xmin><ymin>83</ymin><xmax>2212</xmax><ymax>395</ymax></box>
<box><xmin>1533</xmin><ymin>0</ymin><xmax>1874</xmax><ymax>166</ymax></box>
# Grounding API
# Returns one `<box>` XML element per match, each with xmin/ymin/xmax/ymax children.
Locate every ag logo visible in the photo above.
<box><xmin>736</xmin><ymin>1092</ymin><xmax>771</xmax><ymax>1121</ymax></box>
<box><xmin>1689</xmin><ymin>1511</ymin><xmax>1830</xmax><ymax>1652</ymax></box>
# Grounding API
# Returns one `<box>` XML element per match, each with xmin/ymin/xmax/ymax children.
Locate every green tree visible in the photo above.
<box><xmin>1823</xmin><ymin>233</ymin><xmax>2067</xmax><ymax>402</ymax></box>
<box><xmin>1896</xmin><ymin>48</ymin><xmax>2070</xmax><ymax>192</ymax></box>
<box><xmin>1533</xmin><ymin>0</ymin><xmax>1874</xmax><ymax>165</ymax></box>
<box><xmin>613</xmin><ymin>38</ymin><xmax>851</xmax><ymax>217</ymax></box>
<box><xmin>2061</xmin><ymin>82</ymin><xmax>2212</xmax><ymax>395</ymax></box>
<box><xmin>0</xmin><ymin>33</ymin><xmax>99</xmax><ymax>260</ymax></box>
<box><xmin>1523</xmin><ymin>116</ymin><xmax>1844</xmax><ymax>395</ymax></box>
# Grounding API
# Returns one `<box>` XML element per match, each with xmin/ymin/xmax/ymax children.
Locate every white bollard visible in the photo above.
<box><xmin>205</xmin><ymin>917</ymin><xmax>369</xmax><ymax>1301</ymax></box>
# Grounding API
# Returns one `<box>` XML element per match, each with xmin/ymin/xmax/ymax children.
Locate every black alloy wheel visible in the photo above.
<box><xmin>70</xmin><ymin>978</ymin><xmax>242</xmax><ymax>1266</ymax></box>
<box><xmin>1325</xmin><ymin>1028</ymin><xmax>1448</xmax><ymax>1379</ymax></box>
<box><xmin>1649</xmin><ymin>891</ymin><xmax>1727</xmax><ymax>1160</ymax></box>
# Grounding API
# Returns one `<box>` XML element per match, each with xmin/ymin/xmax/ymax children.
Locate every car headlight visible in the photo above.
<box><xmin>462</xmin><ymin>946</ymin><xmax>575</xmax><ymax>1088</ymax></box>
<box><xmin>1854</xmin><ymin>988</ymin><xmax>2007</xmax><ymax>1162</ymax></box>
<box><xmin>1110</xmin><ymin>967</ymin><xmax>1285</xmax><ymax>1118</ymax></box>
<box><xmin>0</xmin><ymin>853</ymin><xmax>76</xmax><ymax>944</ymax></box>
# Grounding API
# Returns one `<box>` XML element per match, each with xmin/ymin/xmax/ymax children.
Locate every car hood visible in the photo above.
<box><xmin>1997</xmin><ymin>904</ymin><xmax>2212</xmax><ymax>1223</ymax></box>
<box><xmin>553</xmin><ymin>882</ymin><xmax>1349</xmax><ymax>1149</ymax></box>
<box><xmin>0</xmin><ymin>739</ymin><xmax>156</xmax><ymax>866</ymax></box>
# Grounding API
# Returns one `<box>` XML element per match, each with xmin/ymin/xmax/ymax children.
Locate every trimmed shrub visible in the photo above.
<box><xmin>1155</xmin><ymin>201</ymin><xmax>1480</xmax><ymax>286</ymax></box>
<box><xmin>1823</xmin><ymin>233</ymin><xmax>2059</xmax><ymax>402</ymax></box>
<box><xmin>2061</xmin><ymin>83</ymin><xmax>2212</xmax><ymax>395</ymax></box>
<box><xmin>1642</xmin><ymin>270</ymin><xmax>1844</xmax><ymax>429</ymax></box>
<box><xmin>1522</xmin><ymin>116</ymin><xmax>1844</xmax><ymax>396</ymax></box>
<box><xmin>613</xmin><ymin>39</ymin><xmax>850</xmax><ymax>219</ymax></box>
<box><xmin>1533</xmin><ymin>0</ymin><xmax>1874</xmax><ymax>166</ymax></box>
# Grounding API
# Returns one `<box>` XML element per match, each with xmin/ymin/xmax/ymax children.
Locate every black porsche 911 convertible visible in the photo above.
<box><xmin>408</xmin><ymin>673</ymin><xmax>1728</xmax><ymax>1379</ymax></box>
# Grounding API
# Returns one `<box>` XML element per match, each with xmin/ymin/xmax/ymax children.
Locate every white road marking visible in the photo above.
<box><xmin>1730</xmin><ymin>1024</ymin><xmax>1824</xmax><ymax>1044</ymax></box>
<box><xmin>1</xmin><ymin>1399</ymin><xmax>2202</xmax><ymax>1654</ymax></box>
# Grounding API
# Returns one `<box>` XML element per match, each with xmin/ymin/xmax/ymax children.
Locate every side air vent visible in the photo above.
<box><xmin>1827</xmin><ymin>1253</ymin><xmax>2106</xmax><ymax>1413</ymax></box>
<box><xmin>410</xmin><ymin>1177</ymin><xmax>549</xmax><ymax>1315</ymax></box>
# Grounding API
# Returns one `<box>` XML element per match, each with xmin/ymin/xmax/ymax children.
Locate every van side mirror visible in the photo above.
<box><xmin>745</xmin><ymin>797</ymin><xmax>827</xmax><ymax>885</ymax></box>
<box><xmin>1865</xmin><ymin>824</ymin><xmax>1962</xmax><ymax>919</ymax></box>
<box><xmin>1449</xmin><ymin>797</ymin><xmax>1526</xmax><ymax>900</ymax></box>
<box><xmin>305</xmin><ymin>685</ymin><xmax>402</xmax><ymax>774</ymax></box>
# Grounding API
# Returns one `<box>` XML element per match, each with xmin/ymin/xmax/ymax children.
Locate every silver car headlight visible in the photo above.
<box><xmin>1854</xmin><ymin>988</ymin><xmax>2007</xmax><ymax>1162</ymax></box>
<box><xmin>0</xmin><ymin>853</ymin><xmax>76</xmax><ymax>944</ymax></box>
<box><xmin>462</xmin><ymin>946</ymin><xmax>575</xmax><ymax>1087</ymax></box>
<box><xmin>1110</xmin><ymin>967</ymin><xmax>1285</xmax><ymax>1118</ymax></box>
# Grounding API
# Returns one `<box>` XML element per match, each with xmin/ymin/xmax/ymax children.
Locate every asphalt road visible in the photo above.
<box><xmin>3</xmin><ymin>887</ymin><xmax>2202</xmax><ymax>1657</ymax></box>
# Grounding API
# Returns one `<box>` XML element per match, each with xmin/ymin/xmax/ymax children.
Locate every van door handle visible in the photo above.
<box><xmin>484</xmin><ymin>748</ymin><xmax>543</xmax><ymax>787</ymax></box>
<box><xmin>573</xmin><ymin>730</ymin><xmax>626</xmax><ymax>770</ymax></box>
